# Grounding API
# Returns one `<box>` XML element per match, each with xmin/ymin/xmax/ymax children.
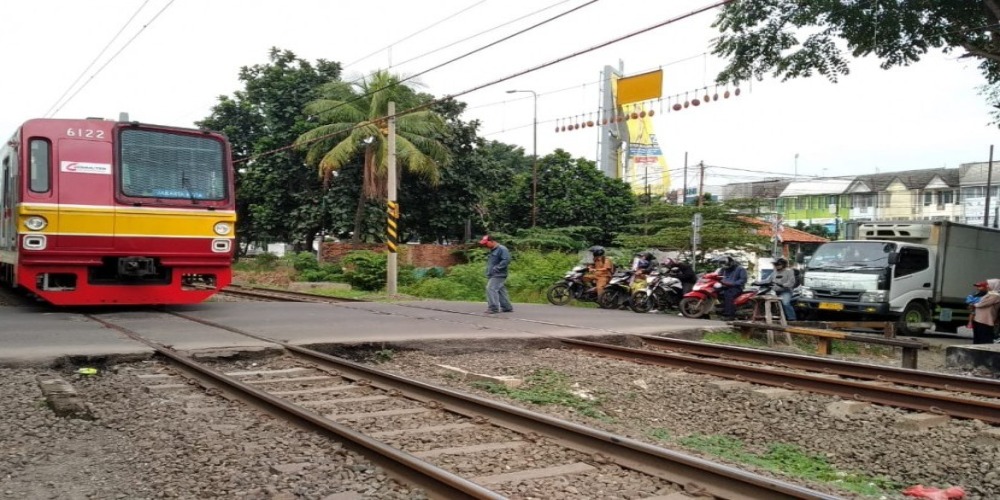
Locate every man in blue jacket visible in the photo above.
<box><xmin>714</xmin><ymin>256</ymin><xmax>747</xmax><ymax>321</ymax></box>
<box><xmin>480</xmin><ymin>235</ymin><xmax>513</xmax><ymax>314</ymax></box>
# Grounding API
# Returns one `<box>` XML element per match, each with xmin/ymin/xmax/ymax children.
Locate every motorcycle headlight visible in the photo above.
<box><xmin>213</xmin><ymin>222</ymin><xmax>232</xmax><ymax>236</ymax></box>
<box><xmin>24</xmin><ymin>216</ymin><xmax>48</xmax><ymax>231</ymax></box>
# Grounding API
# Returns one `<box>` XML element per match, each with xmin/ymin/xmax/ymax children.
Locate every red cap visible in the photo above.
<box><xmin>478</xmin><ymin>235</ymin><xmax>491</xmax><ymax>245</ymax></box>
<box><xmin>974</xmin><ymin>281</ymin><xmax>989</xmax><ymax>288</ymax></box>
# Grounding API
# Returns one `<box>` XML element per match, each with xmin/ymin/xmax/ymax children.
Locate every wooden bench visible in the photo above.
<box><xmin>730</xmin><ymin>320</ymin><xmax>927</xmax><ymax>369</ymax></box>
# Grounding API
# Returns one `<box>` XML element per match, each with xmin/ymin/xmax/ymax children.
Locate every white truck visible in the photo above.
<box><xmin>796</xmin><ymin>221</ymin><xmax>1000</xmax><ymax>335</ymax></box>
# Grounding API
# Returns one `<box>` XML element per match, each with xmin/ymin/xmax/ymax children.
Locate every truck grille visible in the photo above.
<box><xmin>813</xmin><ymin>289</ymin><xmax>864</xmax><ymax>301</ymax></box>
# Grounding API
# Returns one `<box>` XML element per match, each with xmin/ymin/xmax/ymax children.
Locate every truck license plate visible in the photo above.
<box><xmin>818</xmin><ymin>302</ymin><xmax>844</xmax><ymax>311</ymax></box>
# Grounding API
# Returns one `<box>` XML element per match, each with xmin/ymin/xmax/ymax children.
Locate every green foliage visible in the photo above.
<box><xmin>374</xmin><ymin>348</ymin><xmax>395</xmax><ymax>363</ymax></box>
<box><xmin>296</xmin><ymin>70</ymin><xmax>451</xmax><ymax>243</ymax></box>
<box><xmin>679</xmin><ymin>434</ymin><xmax>895</xmax><ymax>495</ymax></box>
<box><xmin>712</xmin><ymin>1</ymin><xmax>1000</xmax><ymax>124</ymax></box>
<box><xmin>621</xmin><ymin>202</ymin><xmax>769</xmax><ymax>255</ymax></box>
<box><xmin>341</xmin><ymin>251</ymin><xmax>387</xmax><ymax>291</ymax></box>
<box><xmin>473</xmin><ymin>368</ymin><xmax>608</xmax><ymax>420</ymax></box>
<box><xmin>484</xmin><ymin>149</ymin><xmax>637</xmax><ymax>245</ymax></box>
<box><xmin>233</xmin><ymin>253</ymin><xmax>281</xmax><ymax>272</ymax></box>
<box><xmin>795</xmin><ymin>221</ymin><xmax>830</xmax><ymax>238</ymax></box>
<box><xmin>701</xmin><ymin>330</ymin><xmax>767</xmax><ymax>347</ymax></box>
<box><xmin>647</xmin><ymin>428</ymin><xmax>672</xmax><ymax>441</ymax></box>
<box><xmin>401</xmin><ymin>249</ymin><xmax>578</xmax><ymax>303</ymax></box>
<box><xmin>290</xmin><ymin>251</ymin><xmax>320</xmax><ymax>271</ymax></box>
<box><xmin>198</xmin><ymin>48</ymin><xmax>340</xmax><ymax>251</ymax></box>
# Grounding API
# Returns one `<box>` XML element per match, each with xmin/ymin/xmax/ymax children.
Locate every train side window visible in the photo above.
<box><xmin>29</xmin><ymin>139</ymin><xmax>51</xmax><ymax>193</ymax></box>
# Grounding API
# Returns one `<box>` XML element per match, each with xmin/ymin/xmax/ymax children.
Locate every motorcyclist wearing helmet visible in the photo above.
<box><xmin>663</xmin><ymin>257</ymin><xmax>697</xmax><ymax>294</ymax></box>
<box><xmin>633</xmin><ymin>251</ymin><xmax>658</xmax><ymax>281</ymax></box>
<box><xmin>713</xmin><ymin>255</ymin><xmax>747</xmax><ymax>321</ymax></box>
<box><xmin>764</xmin><ymin>257</ymin><xmax>798</xmax><ymax>321</ymax></box>
<box><xmin>586</xmin><ymin>246</ymin><xmax>615</xmax><ymax>296</ymax></box>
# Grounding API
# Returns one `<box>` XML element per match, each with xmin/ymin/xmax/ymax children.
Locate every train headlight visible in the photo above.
<box><xmin>213</xmin><ymin>222</ymin><xmax>232</xmax><ymax>235</ymax></box>
<box><xmin>24</xmin><ymin>216</ymin><xmax>48</xmax><ymax>231</ymax></box>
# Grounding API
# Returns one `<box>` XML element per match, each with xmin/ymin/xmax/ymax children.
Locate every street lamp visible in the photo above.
<box><xmin>507</xmin><ymin>89</ymin><xmax>538</xmax><ymax>227</ymax></box>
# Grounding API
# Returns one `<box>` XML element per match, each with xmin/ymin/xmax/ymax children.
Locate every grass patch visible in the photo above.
<box><xmin>701</xmin><ymin>330</ymin><xmax>768</xmax><ymax>347</ymax></box>
<box><xmin>678</xmin><ymin>434</ymin><xmax>895</xmax><ymax>496</ymax></box>
<box><xmin>472</xmin><ymin>368</ymin><xmax>608</xmax><ymax>420</ymax></box>
<box><xmin>647</xmin><ymin>427</ymin><xmax>671</xmax><ymax>441</ymax></box>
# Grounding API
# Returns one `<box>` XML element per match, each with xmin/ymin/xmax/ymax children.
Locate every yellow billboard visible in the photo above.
<box><xmin>622</xmin><ymin>102</ymin><xmax>670</xmax><ymax>197</ymax></box>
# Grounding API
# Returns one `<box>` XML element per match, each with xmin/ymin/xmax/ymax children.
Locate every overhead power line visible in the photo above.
<box><xmin>49</xmin><ymin>0</ymin><xmax>176</xmax><ymax>118</ymax></box>
<box><xmin>239</xmin><ymin>0</ymin><xmax>735</xmax><ymax>166</ymax></box>
<box><xmin>43</xmin><ymin>0</ymin><xmax>152</xmax><ymax>118</ymax></box>
<box><xmin>343</xmin><ymin>0</ymin><xmax>488</xmax><ymax>69</ymax></box>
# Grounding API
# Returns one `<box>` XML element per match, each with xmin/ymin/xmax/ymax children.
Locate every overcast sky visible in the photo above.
<box><xmin>2</xmin><ymin>0</ymin><xmax>998</xmax><ymax>194</ymax></box>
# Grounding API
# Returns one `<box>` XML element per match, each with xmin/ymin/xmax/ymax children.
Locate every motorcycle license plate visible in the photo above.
<box><xmin>818</xmin><ymin>302</ymin><xmax>844</xmax><ymax>311</ymax></box>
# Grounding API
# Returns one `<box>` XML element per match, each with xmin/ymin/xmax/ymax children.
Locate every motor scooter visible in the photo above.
<box><xmin>546</xmin><ymin>265</ymin><xmax>598</xmax><ymax>305</ymax></box>
<box><xmin>678</xmin><ymin>272</ymin><xmax>774</xmax><ymax>319</ymax></box>
<box><xmin>629</xmin><ymin>269</ymin><xmax>684</xmax><ymax>313</ymax></box>
<box><xmin>597</xmin><ymin>268</ymin><xmax>638</xmax><ymax>309</ymax></box>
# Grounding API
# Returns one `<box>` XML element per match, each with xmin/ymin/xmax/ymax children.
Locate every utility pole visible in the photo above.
<box><xmin>697</xmin><ymin>161</ymin><xmax>705</xmax><ymax>207</ymax></box>
<box><xmin>985</xmin><ymin>145</ymin><xmax>994</xmax><ymax>227</ymax></box>
<box><xmin>386</xmin><ymin>102</ymin><xmax>398</xmax><ymax>296</ymax></box>
<box><xmin>682</xmin><ymin>152</ymin><xmax>688</xmax><ymax>206</ymax></box>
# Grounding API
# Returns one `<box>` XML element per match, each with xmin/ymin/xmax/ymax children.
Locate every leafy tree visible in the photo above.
<box><xmin>198</xmin><ymin>48</ymin><xmax>340</xmax><ymax>252</ymax></box>
<box><xmin>712</xmin><ymin>1</ymin><xmax>1000</xmax><ymax>122</ymax></box>
<box><xmin>621</xmin><ymin>202</ymin><xmax>768</xmax><ymax>255</ymax></box>
<box><xmin>396</xmin><ymin>100</ymin><xmax>507</xmax><ymax>243</ymax></box>
<box><xmin>295</xmin><ymin>70</ymin><xmax>450</xmax><ymax>243</ymax></box>
<box><xmin>487</xmin><ymin>149</ymin><xmax>636</xmax><ymax>245</ymax></box>
<box><xmin>795</xmin><ymin>220</ymin><xmax>830</xmax><ymax>238</ymax></box>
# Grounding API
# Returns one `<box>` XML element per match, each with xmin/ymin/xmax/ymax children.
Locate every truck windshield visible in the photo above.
<box><xmin>806</xmin><ymin>241</ymin><xmax>894</xmax><ymax>270</ymax></box>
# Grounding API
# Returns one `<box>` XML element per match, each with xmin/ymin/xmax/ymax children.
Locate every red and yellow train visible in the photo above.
<box><xmin>0</xmin><ymin>117</ymin><xmax>236</xmax><ymax>305</ymax></box>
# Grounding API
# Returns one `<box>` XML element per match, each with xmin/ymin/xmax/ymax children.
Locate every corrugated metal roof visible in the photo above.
<box><xmin>778</xmin><ymin>178</ymin><xmax>854</xmax><ymax>197</ymax></box>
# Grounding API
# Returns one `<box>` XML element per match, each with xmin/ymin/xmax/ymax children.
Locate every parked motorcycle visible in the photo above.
<box><xmin>629</xmin><ymin>269</ymin><xmax>684</xmax><ymax>313</ymax></box>
<box><xmin>678</xmin><ymin>272</ymin><xmax>775</xmax><ymax>319</ymax></box>
<box><xmin>546</xmin><ymin>265</ymin><xmax>599</xmax><ymax>305</ymax></box>
<box><xmin>596</xmin><ymin>269</ymin><xmax>638</xmax><ymax>309</ymax></box>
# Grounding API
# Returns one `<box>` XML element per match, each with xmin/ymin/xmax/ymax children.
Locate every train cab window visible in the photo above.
<box><xmin>29</xmin><ymin>139</ymin><xmax>51</xmax><ymax>193</ymax></box>
<box><xmin>120</xmin><ymin>130</ymin><xmax>226</xmax><ymax>201</ymax></box>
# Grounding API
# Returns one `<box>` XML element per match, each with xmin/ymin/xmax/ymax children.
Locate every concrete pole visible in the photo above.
<box><xmin>387</xmin><ymin>101</ymin><xmax>397</xmax><ymax>296</ymax></box>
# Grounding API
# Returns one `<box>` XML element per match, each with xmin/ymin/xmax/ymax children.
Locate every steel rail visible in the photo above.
<box><xmin>220</xmin><ymin>284</ymin><xmax>362</xmax><ymax>303</ymax></box>
<box><xmin>559</xmin><ymin>338</ymin><xmax>1000</xmax><ymax>424</ymax></box>
<box><xmin>169</xmin><ymin>311</ymin><xmax>839</xmax><ymax>500</ymax></box>
<box><xmin>85</xmin><ymin>314</ymin><xmax>504</xmax><ymax>500</ymax></box>
<box><xmin>632</xmin><ymin>334</ymin><xmax>1000</xmax><ymax>398</ymax></box>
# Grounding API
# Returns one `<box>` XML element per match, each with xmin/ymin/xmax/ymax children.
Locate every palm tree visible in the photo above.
<box><xmin>295</xmin><ymin>70</ymin><xmax>450</xmax><ymax>243</ymax></box>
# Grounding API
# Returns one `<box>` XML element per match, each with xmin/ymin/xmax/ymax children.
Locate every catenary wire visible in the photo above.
<box><xmin>343</xmin><ymin>0</ymin><xmax>488</xmax><ymax>69</ymax></box>
<box><xmin>311</xmin><ymin>0</ymin><xmax>600</xmax><ymax>125</ymax></box>
<box><xmin>237</xmin><ymin>0</ymin><xmax>735</xmax><ymax>166</ymax></box>
<box><xmin>43</xmin><ymin>0</ymin><xmax>152</xmax><ymax>118</ymax></box>
<box><xmin>50</xmin><ymin>0</ymin><xmax>176</xmax><ymax>118</ymax></box>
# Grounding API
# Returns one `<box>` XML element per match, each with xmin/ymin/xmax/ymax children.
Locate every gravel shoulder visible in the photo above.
<box><xmin>374</xmin><ymin>344</ymin><xmax>1000</xmax><ymax>499</ymax></box>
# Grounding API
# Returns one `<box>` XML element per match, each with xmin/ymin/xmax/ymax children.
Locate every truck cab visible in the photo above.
<box><xmin>797</xmin><ymin>223</ymin><xmax>939</xmax><ymax>335</ymax></box>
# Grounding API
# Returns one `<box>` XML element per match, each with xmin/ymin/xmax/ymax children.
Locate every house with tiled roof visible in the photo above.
<box><xmin>847</xmin><ymin>168</ymin><xmax>960</xmax><ymax>222</ymax></box>
<box><xmin>958</xmin><ymin>162</ymin><xmax>1000</xmax><ymax>226</ymax></box>
<box><xmin>776</xmin><ymin>178</ymin><xmax>853</xmax><ymax>235</ymax></box>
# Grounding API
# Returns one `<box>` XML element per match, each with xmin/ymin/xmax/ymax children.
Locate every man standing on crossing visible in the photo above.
<box><xmin>480</xmin><ymin>235</ymin><xmax>513</xmax><ymax>314</ymax></box>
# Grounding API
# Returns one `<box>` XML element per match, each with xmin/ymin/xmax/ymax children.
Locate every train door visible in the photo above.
<box><xmin>55</xmin><ymin>138</ymin><xmax>115</xmax><ymax>248</ymax></box>
<box><xmin>0</xmin><ymin>154</ymin><xmax>9</xmax><ymax>253</ymax></box>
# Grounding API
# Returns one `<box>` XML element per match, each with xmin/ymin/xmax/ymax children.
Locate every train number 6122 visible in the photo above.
<box><xmin>66</xmin><ymin>128</ymin><xmax>105</xmax><ymax>139</ymax></box>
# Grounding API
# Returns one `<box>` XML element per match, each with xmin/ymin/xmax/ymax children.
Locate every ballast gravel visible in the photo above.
<box><xmin>0</xmin><ymin>361</ymin><xmax>417</xmax><ymax>500</ymax></box>
<box><xmin>373</xmin><ymin>346</ymin><xmax>1000</xmax><ymax>499</ymax></box>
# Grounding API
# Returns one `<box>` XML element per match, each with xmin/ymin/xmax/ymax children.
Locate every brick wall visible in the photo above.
<box><xmin>321</xmin><ymin>243</ymin><xmax>468</xmax><ymax>268</ymax></box>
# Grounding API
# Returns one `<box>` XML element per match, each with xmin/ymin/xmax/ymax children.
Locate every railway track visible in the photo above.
<box><xmin>217</xmin><ymin>284</ymin><xmax>364</xmax><ymax>303</ymax></box>
<box><xmin>561</xmin><ymin>336</ymin><xmax>1000</xmax><ymax>424</ymax></box>
<box><xmin>84</xmin><ymin>310</ymin><xmax>839</xmax><ymax>500</ymax></box>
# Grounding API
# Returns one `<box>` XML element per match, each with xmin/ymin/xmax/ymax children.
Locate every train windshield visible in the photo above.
<box><xmin>119</xmin><ymin>129</ymin><xmax>227</xmax><ymax>202</ymax></box>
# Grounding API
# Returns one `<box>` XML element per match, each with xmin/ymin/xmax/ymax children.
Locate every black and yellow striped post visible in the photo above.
<box><xmin>386</xmin><ymin>200</ymin><xmax>400</xmax><ymax>253</ymax></box>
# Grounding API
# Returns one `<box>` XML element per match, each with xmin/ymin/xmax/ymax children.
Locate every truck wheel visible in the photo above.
<box><xmin>898</xmin><ymin>302</ymin><xmax>930</xmax><ymax>336</ymax></box>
